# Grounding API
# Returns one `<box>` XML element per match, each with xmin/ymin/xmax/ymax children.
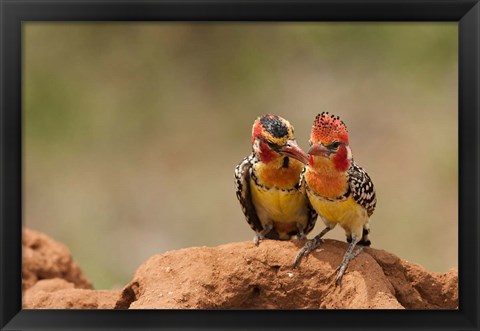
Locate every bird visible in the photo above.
<box><xmin>235</xmin><ymin>114</ymin><xmax>317</xmax><ymax>246</ymax></box>
<box><xmin>293</xmin><ymin>112</ymin><xmax>376</xmax><ymax>285</ymax></box>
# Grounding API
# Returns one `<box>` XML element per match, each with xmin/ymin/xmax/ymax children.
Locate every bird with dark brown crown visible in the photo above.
<box><xmin>235</xmin><ymin>114</ymin><xmax>317</xmax><ymax>246</ymax></box>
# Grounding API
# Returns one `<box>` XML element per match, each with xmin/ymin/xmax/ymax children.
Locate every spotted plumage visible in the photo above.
<box><xmin>235</xmin><ymin>155</ymin><xmax>264</xmax><ymax>235</ymax></box>
<box><xmin>348</xmin><ymin>161</ymin><xmax>376</xmax><ymax>218</ymax></box>
<box><xmin>294</xmin><ymin>112</ymin><xmax>377</xmax><ymax>284</ymax></box>
<box><xmin>235</xmin><ymin>115</ymin><xmax>317</xmax><ymax>245</ymax></box>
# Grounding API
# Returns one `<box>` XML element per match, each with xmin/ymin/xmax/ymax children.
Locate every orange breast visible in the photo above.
<box><xmin>305</xmin><ymin>167</ymin><xmax>348</xmax><ymax>198</ymax></box>
<box><xmin>255</xmin><ymin>158</ymin><xmax>304</xmax><ymax>190</ymax></box>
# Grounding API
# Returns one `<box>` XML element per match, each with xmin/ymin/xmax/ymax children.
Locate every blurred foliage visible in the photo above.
<box><xmin>23</xmin><ymin>23</ymin><xmax>457</xmax><ymax>289</ymax></box>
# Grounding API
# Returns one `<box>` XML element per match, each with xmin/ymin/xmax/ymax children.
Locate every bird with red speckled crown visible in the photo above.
<box><xmin>235</xmin><ymin>114</ymin><xmax>317</xmax><ymax>246</ymax></box>
<box><xmin>293</xmin><ymin>112</ymin><xmax>377</xmax><ymax>285</ymax></box>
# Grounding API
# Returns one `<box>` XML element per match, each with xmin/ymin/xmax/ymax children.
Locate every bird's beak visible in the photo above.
<box><xmin>308</xmin><ymin>143</ymin><xmax>330</xmax><ymax>157</ymax></box>
<box><xmin>280</xmin><ymin>140</ymin><xmax>309</xmax><ymax>164</ymax></box>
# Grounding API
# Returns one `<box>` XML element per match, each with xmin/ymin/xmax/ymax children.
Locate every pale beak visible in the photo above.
<box><xmin>280</xmin><ymin>139</ymin><xmax>309</xmax><ymax>164</ymax></box>
<box><xmin>308</xmin><ymin>143</ymin><xmax>330</xmax><ymax>157</ymax></box>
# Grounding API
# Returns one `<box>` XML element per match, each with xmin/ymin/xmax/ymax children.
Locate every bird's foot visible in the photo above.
<box><xmin>296</xmin><ymin>229</ymin><xmax>307</xmax><ymax>241</ymax></box>
<box><xmin>335</xmin><ymin>245</ymin><xmax>364</xmax><ymax>285</ymax></box>
<box><xmin>253</xmin><ymin>224</ymin><xmax>273</xmax><ymax>246</ymax></box>
<box><xmin>292</xmin><ymin>236</ymin><xmax>323</xmax><ymax>268</ymax></box>
<box><xmin>293</xmin><ymin>226</ymin><xmax>332</xmax><ymax>268</ymax></box>
<box><xmin>253</xmin><ymin>233</ymin><xmax>264</xmax><ymax>246</ymax></box>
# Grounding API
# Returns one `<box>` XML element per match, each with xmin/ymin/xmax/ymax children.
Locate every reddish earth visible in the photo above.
<box><xmin>22</xmin><ymin>228</ymin><xmax>458</xmax><ymax>309</ymax></box>
<box><xmin>22</xmin><ymin>228</ymin><xmax>92</xmax><ymax>291</ymax></box>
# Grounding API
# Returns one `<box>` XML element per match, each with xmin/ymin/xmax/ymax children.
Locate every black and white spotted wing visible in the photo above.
<box><xmin>234</xmin><ymin>155</ymin><xmax>264</xmax><ymax>233</ymax></box>
<box><xmin>347</xmin><ymin>161</ymin><xmax>377</xmax><ymax>217</ymax></box>
<box><xmin>299</xmin><ymin>168</ymin><xmax>318</xmax><ymax>234</ymax></box>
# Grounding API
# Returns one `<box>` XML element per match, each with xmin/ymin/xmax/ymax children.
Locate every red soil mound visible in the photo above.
<box><xmin>22</xmin><ymin>228</ymin><xmax>458</xmax><ymax>309</ymax></box>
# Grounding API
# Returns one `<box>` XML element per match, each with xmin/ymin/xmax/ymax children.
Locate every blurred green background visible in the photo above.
<box><xmin>23</xmin><ymin>22</ymin><xmax>458</xmax><ymax>290</ymax></box>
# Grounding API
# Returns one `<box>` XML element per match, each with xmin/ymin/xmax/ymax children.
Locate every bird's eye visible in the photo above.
<box><xmin>329</xmin><ymin>141</ymin><xmax>341</xmax><ymax>149</ymax></box>
<box><xmin>265</xmin><ymin>140</ymin><xmax>277</xmax><ymax>149</ymax></box>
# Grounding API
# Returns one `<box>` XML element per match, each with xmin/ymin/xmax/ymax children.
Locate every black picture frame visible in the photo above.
<box><xmin>1</xmin><ymin>0</ymin><xmax>479</xmax><ymax>330</ymax></box>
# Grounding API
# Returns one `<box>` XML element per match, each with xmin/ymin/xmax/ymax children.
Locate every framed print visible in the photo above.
<box><xmin>1</xmin><ymin>0</ymin><xmax>479</xmax><ymax>330</ymax></box>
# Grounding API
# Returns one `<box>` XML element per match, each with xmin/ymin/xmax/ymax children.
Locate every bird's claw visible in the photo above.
<box><xmin>334</xmin><ymin>246</ymin><xmax>364</xmax><ymax>285</ymax></box>
<box><xmin>253</xmin><ymin>233</ymin><xmax>266</xmax><ymax>246</ymax></box>
<box><xmin>292</xmin><ymin>248</ymin><xmax>307</xmax><ymax>269</ymax></box>
<box><xmin>296</xmin><ymin>227</ymin><xmax>307</xmax><ymax>241</ymax></box>
<box><xmin>335</xmin><ymin>264</ymin><xmax>347</xmax><ymax>286</ymax></box>
<box><xmin>296</xmin><ymin>233</ymin><xmax>307</xmax><ymax>241</ymax></box>
<box><xmin>292</xmin><ymin>238</ymin><xmax>323</xmax><ymax>268</ymax></box>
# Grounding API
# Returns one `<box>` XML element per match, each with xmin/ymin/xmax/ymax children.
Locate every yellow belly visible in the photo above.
<box><xmin>307</xmin><ymin>192</ymin><xmax>367</xmax><ymax>238</ymax></box>
<box><xmin>250</xmin><ymin>178</ymin><xmax>309</xmax><ymax>237</ymax></box>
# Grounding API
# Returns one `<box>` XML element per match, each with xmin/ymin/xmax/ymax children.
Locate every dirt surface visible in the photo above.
<box><xmin>22</xmin><ymin>228</ymin><xmax>458</xmax><ymax>309</ymax></box>
<box><xmin>22</xmin><ymin>228</ymin><xmax>93</xmax><ymax>292</ymax></box>
<box><xmin>23</xmin><ymin>278</ymin><xmax>122</xmax><ymax>309</ymax></box>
